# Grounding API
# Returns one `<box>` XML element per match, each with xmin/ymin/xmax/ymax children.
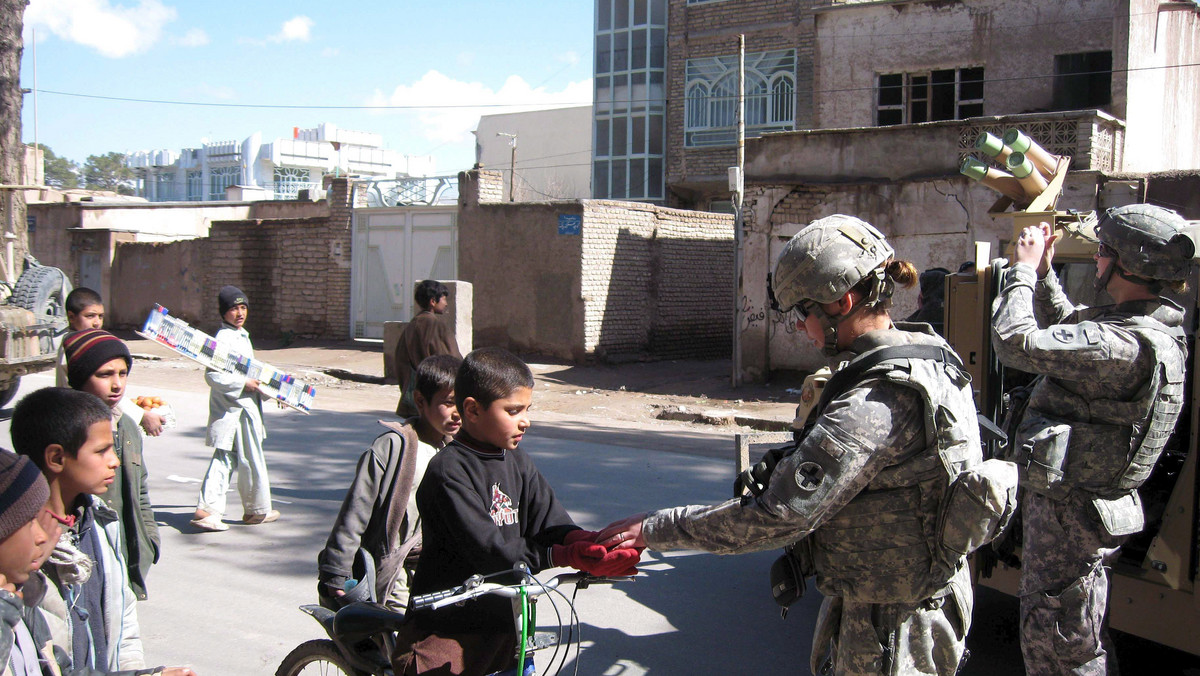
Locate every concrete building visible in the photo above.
<box><xmin>593</xmin><ymin>0</ymin><xmax>1200</xmax><ymax>211</ymax></box>
<box><xmin>125</xmin><ymin>123</ymin><xmax>435</xmax><ymax>202</ymax></box>
<box><xmin>474</xmin><ymin>106</ymin><xmax>593</xmax><ymax>201</ymax></box>
<box><xmin>734</xmin><ymin>0</ymin><xmax>1200</xmax><ymax>381</ymax></box>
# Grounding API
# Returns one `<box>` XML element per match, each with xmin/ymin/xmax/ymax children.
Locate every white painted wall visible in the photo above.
<box><xmin>474</xmin><ymin>106</ymin><xmax>593</xmax><ymax>201</ymax></box>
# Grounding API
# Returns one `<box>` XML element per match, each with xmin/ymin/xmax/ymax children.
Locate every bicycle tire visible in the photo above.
<box><xmin>275</xmin><ymin>638</ymin><xmax>364</xmax><ymax>676</ymax></box>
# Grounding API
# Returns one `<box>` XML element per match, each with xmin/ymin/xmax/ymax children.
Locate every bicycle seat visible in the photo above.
<box><xmin>333</xmin><ymin>602</ymin><xmax>408</xmax><ymax>642</ymax></box>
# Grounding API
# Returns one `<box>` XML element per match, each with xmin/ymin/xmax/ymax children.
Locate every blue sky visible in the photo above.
<box><xmin>20</xmin><ymin>0</ymin><xmax>595</xmax><ymax>176</ymax></box>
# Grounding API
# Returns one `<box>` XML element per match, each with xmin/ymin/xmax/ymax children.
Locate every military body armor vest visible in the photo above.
<box><xmin>807</xmin><ymin>336</ymin><xmax>984</xmax><ymax>604</ymax></box>
<box><xmin>1020</xmin><ymin>315</ymin><xmax>1186</xmax><ymax>500</ymax></box>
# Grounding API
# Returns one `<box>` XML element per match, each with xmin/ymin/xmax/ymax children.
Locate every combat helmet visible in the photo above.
<box><xmin>1094</xmin><ymin>204</ymin><xmax>1197</xmax><ymax>291</ymax></box>
<box><xmin>770</xmin><ymin>215</ymin><xmax>895</xmax><ymax>354</ymax></box>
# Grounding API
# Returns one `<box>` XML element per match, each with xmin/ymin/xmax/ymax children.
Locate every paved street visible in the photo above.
<box><xmin>1</xmin><ymin>369</ymin><xmax>1196</xmax><ymax>675</ymax></box>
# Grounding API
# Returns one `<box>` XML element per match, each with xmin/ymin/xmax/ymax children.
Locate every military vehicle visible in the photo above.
<box><xmin>0</xmin><ymin>186</ymin><xmax>71</xmax><ymax>406</ymax></box>
<box><xmin>946</xmin><ymin>133</ymin><xmax>1200</xmax><ymax>656</ymax></box>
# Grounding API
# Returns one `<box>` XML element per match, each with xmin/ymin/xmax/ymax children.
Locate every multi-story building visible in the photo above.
<box><xmin>595</xmin><ymin>0</ymin><xmax>1199</xmax><ymax>210</ymax></box>
<box><xmin>126</xmin><ymin>123</ymin><xmax>434</xmax><ymax>202</ymax></box>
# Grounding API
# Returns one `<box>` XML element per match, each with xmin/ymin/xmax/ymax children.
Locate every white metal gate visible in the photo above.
<box><xmin>350</xmin><ymin>206</ymin><xmax>457</xmax><ymax>339</ymax></box>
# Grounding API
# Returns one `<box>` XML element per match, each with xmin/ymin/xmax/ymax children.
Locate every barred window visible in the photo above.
<box><xmin>209</xmin><ymin>165</ymin><xmax>241</xmax><ymax>201</ymax></box>
<box><xmin>684</xmin><ymin>50</ymin><xmax>796</xmax><ymax>148</ymax></box>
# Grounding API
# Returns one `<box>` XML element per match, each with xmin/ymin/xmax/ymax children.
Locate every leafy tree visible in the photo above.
<box><xmin>37</xmin><ymin>143</ymin><xmax>79</xmax><ymax>188</ymax></box>
<box><xmin>83</xmin><ymin>151</ymin><xmax>135</xmax><ymax>195</ymax></box>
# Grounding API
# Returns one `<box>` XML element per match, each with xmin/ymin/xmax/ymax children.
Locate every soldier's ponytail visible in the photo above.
<box><xmin>885</xmin><ymin>259</ymin><xmax>919</xmax><ymax>289</ymax></box>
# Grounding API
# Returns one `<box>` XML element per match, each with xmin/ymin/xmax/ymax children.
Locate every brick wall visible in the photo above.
<box><xmin>582</xmin><ymin>200</ymin><xmax>734</xmax><ymax>359</ymax></box>
<box><xmin>108</xmin><ymin>178</ymin><xmax>355</xmax><ymax>339</ymax></box>
<box><xmin>458</xmin><ymin>170</ymin><xmax>735</xmax><ymax>361</ymax></box>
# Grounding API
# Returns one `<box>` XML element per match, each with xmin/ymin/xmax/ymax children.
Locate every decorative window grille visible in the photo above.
<box><xmin>272</xmin><ymin>167</ymin><xmax>310</xmax><ymax>199</ymax></box>
<box><xmin>209</xmin><ymin>166</ymin><xmax>241</xmax><ymax>201</ymax></box>
<box><xmin>154</xmin><ymin>172</ymin><xmax>177</xmax><ymax>202</ymax></box>
<box><xmin>684</xmin><ymin>50</ymin><xmax>796</xmax><ymax>148</ymax></box>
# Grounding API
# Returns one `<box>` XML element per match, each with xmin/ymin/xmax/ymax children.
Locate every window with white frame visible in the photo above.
<box><xmin>154</xmin><ymin>172</ymin><xmax>176</xmax><ymax>202</ymax></box>
<box><xmin>273</xmin><ymin>167</ymin><xmax>310</xmax><ymax>199</ymax></box>
<box><xmin>876</xmin><ymin>67</ymin><xmax>984</xmax><ymax>126</ymax></box>
<box><xmin>186</xmin><ymin>171</ymin><xmax>203</xmax><ymax>201</ymax></box>
<box><xmin>209</xmin><ymin>165</ymin><xmax>241</xmax><ymax>200</ymax></box>
<box><xmin>684</xmin><ymin>50</ymin><xmax>796</xmax><ymax>148</ymax></box>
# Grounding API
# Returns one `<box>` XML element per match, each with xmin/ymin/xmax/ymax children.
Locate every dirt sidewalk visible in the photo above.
<box><xmin>118</xmin><ymin>334</ymin><xmax>803</xmax><ymax>433</ymax></box>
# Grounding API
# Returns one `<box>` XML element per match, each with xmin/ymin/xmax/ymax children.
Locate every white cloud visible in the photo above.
<box><xmin>270</xmin><ymin>15</ymin><xmax>313</xmax><ymax>43</ymax></box>
<box><xmin>174</xmin><ymin>27</ymin><xmax>208</xmax><ymax>47</ymax></box>
<box><xmin>368</xmin><ymin>70</ymin><xmax>593</xmax><ymax>146</ymax></box>
<box><xmin>24</xmin><ymin>0</ymin><xmax>177</xmax><ymax>58</ymax></box>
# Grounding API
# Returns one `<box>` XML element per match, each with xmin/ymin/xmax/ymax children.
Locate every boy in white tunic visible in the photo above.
<box><xmin>190</xmin><ymin>286</ymin><xmax>277</xmax><ymax>533</ymax></box>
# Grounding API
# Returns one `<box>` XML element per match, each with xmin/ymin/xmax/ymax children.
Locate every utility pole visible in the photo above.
<box><xmin>731</xmin><ymin>35</ymin><xmax>746</xmax><ymax>386</ymax></box>
<box><xmin>497</xmin><ymin>132</ymin><xmax>517</xmax><ymax>201</ymax></box>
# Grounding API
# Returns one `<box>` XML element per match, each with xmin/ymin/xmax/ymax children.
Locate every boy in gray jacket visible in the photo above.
<box><xmin>318</xmin><ymin>355</ymin><xmax>462</xmax><ymax>610</ymax></box>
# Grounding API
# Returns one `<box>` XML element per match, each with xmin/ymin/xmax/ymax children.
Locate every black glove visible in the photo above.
<box><xmin>733</xmin><ymin>444</ymin><xmax>793</xmax><ymax>498</ymax></box>
<box><xmin>317</xmin><ymin>573</ymin><xmax>349</xmax><ymax>609</ymax></box>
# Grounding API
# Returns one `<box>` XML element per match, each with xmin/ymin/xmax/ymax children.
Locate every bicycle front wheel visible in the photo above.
<box><xmin>276</xmin><ymin>638</ymin><xmax>363</xmax><ymax>676</ymax></box>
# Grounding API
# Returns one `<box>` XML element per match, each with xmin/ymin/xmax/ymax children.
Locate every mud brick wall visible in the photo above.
<box><xmin>581</xmin><ymin>200</ymin><xmax>734</xmax><ymax>359</ymax></box>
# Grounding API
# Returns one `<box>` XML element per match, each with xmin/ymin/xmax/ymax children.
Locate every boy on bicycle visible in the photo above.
<box><xmin>395</xmin><ymin>347</ymin><xmax>639</xmax><ymax>676</ymax></box>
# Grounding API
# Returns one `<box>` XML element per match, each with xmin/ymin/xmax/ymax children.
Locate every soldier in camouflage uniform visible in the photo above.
<box><xmin>599</xmin><ymin>215</ymin><xmax>985</xmax><ymax>675</ymax></box>
<box><xmin>990</xmin><ymin>204</ymin><xmax>1193</xmax><ymax>675</ymax></box>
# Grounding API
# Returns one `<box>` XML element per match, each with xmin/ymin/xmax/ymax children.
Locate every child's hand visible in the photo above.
<box><xmin>141</xmin><ymin>410</ymin><xmax>165</xmax><ymax>437</ymax></box>
<box><xmin>160</xmin><ymin>668</ymin><xmax>199</xmax><ymax>676</ymax></box>
<box><xmin>563</xmin><ymin>529</ymin><xmax>599</xmax><ymax>545</ymax></box>
<box><xmin>552</xmin><ymin>541</ymin><xmax>640</xmax><ymax>577</ymax></box>
<box><xmin>244</xmin><ymin>378</ymin><xmax>261</xmax><ymax>394</ymax></box>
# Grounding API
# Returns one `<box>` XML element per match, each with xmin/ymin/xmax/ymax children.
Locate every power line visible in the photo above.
<box><xmin>32</xmin><ymin>88</ymin><xmax>591</xmax><ymax>110</ymax></box>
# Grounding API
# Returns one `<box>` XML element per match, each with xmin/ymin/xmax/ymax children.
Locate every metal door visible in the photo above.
<box><xmin>350</xmin><ymin>206</ymin><xmax>457</xmax><ymax>338</ymax></box>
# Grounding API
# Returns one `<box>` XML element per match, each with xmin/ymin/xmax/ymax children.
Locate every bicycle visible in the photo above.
<box><xmin>276</xmin><ymin>563</ymin><xmax>627</xmax><ymax>676</ymax></box>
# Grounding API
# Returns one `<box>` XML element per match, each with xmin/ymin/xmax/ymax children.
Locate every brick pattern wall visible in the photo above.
<box><xmin>198</xmin><ymin>178</ymin><xmax>354</xmax><ymax>339</ymax></box>
<box><xmin>582</xmin><ymin>200</ymin><xmax>734</xmax><ymax>359</ymax></box>
<box><xmin>665</xmin><ymin>0</ymin><xmax>818</xmax><ymax>208</ymax></box>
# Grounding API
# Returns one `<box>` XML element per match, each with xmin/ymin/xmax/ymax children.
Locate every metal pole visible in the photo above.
<box><xmin>497</xmin><ymin>132</ymin><xmax>517</xmax><ymax>202</ymax></box>
<box><xmin>732</xmin><ymin>35</ymin><xmax>745</xmax><ymax>387</ymax></box>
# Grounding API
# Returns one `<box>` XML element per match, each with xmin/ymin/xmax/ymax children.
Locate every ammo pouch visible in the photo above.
<box><xmin>770</xmin><ymin>539</ymin><xmax>816</xmax><ymax>617</ymax></box>
<box><xmin>937</xmin><ymin>459</ymin><xmax>1020</xmax><ymax>562</ymax></box>
<box><xmin>999</xmin><ymin>382</ymin><xmax>1035</xmax><ymax>460</ymax></box>
<box><xmin>1013</xmin><ymin>411</ymin><xmax>1072</xmax><ymax>499</ymax></box>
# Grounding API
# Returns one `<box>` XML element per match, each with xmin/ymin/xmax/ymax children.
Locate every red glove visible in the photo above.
<box><xmin>563</xmin><ymin>529</ymin><xmax>598</xmax><ymax>545</ymax></box>
<box><xmin>552</xmin><ymin>541</ymin><xmax>641</xmax><ymax>577</ymax></box>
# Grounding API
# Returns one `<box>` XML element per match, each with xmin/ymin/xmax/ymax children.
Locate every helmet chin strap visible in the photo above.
<box><xmin>1095</xmin><ymin>257</ymin><xmax>1163</xmax><ymax>295</ymax></box>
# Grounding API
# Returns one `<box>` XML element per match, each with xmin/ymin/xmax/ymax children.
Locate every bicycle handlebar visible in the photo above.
<box><xmin>410</xmin><ymin>564</ymin><xmax>618</xmax><ymax>611</ymax></box>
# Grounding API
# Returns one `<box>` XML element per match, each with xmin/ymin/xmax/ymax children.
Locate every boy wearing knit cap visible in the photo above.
<box><xmin>56</xmin><ymin>287</ymin><xmax>165</xmax><ymax>437</ymax></box>
<box><xmin>0</xmin><ymin>449</ymin><xmax>53</xmax><ymax>675</ymax></box>
<box><xmin>190</xmin><ymin>286</ymin><xmax>277</xmax><ymax>532</ymax></box>
<box><xmin>63</xmin><ymin>330</ymin><xmax>160</xmax><ymax>601</ymax></box>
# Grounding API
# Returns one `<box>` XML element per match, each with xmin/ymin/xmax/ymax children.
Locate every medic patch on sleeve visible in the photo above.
<box><xmin>1039</xmin><ymin>323</ymin><xmax>1101</xmax><ymax>350</ymax></box>
<box><xmin>794</xmin><ymin>461</ymin><xmax>825</xmax><ymax>493</ymax></box>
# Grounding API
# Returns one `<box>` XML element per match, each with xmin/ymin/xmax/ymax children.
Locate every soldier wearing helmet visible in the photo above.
<box><xmin>597</xmin><ymin>215</ymin><xmax>986</xmax><ymax>675</ymax></box>
<box><xmin>991</xmin><ymin>204</ymin><xmax>1193</xmax><ymax>675</ymax></box>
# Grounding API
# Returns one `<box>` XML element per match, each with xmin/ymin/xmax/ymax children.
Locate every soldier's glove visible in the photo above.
<box><xmin>734</xmin><ymin>444</ymin><xmax>793</xmax><ymax>498</ymax></box>
<box><xmin>552</xmin><ymin>541</ymin><xmax>640</xmax><ymax>577</ymax></box>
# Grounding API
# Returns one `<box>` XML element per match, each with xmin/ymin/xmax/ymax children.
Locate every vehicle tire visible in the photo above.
<box><xmin>11</xmin><ymin>265</ymin><xmax>71</xmax><ymax>320</ymax></box>
<box><xmin>0</xmin><ymin>379</ymin><xmax>17</xmax><ymax>408</ymax></box>
<box><xmin>275</xmin><ymin>639</ymin><xmax>360</xmax><ymax>676</ymax></box>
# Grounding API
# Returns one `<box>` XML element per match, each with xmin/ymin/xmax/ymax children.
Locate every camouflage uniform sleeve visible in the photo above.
<box><xmin>643</xmin><ymin>379</ymin><xmax>924</xmax><ymax>554</ymax></box>
<box><xmin>992</xmin><ymin>263</ymin><xmax>1144</xmax><ymax>381</ymax></box>
<box><xmin>1032</xmin><ymin>266</ymin><xmax>1078</xmax><ymax>327</ymax></box>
